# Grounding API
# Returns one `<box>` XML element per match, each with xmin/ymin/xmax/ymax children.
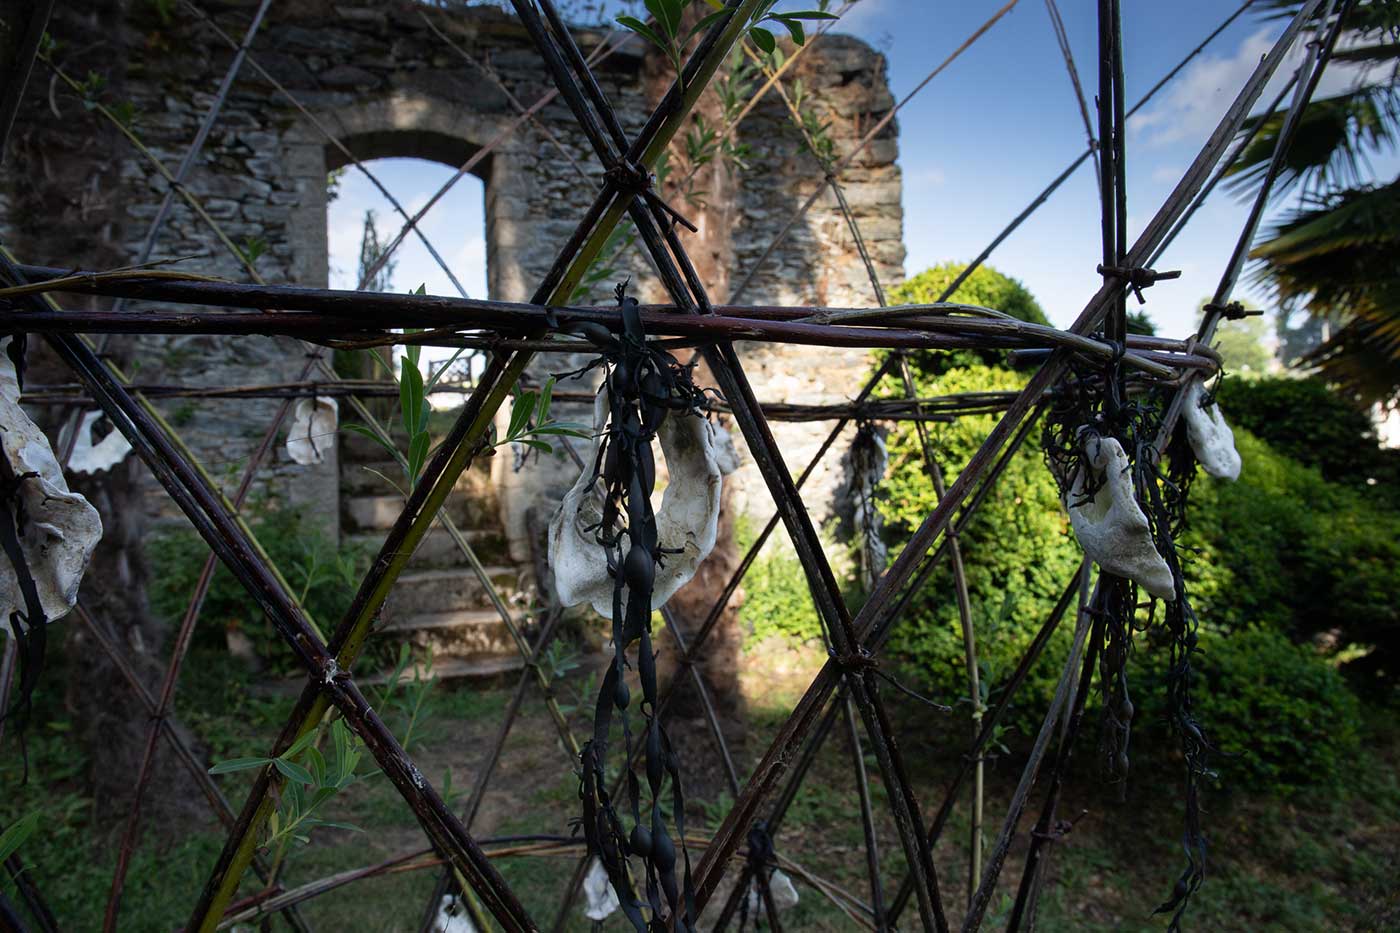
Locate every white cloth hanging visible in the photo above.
<box><xmin>1064</xmin><ymin>432</ymin><xmax>1175</xmax><ymax>600</ymax></box>
<box><xmin>285</xmin><ymin>396</ymin><xmax>338</xmax><ymax>465</ymax></box>
<box><xmin>1183</xmin><ymin>381</ymin><xmax>1241</xmax><ymax>481</ymax></box>
<box><xmin>549</xmin><ymin>390</ymin><xmax>737</xmax><ymax>616</ymax></box>
<box><xmin>0</xmin><ymin>338</ymin><xmax>102</xmax><ymax>625</ymax></box>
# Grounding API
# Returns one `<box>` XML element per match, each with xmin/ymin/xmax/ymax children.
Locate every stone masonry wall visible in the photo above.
<box><xmin>3</xmin><ymin>0</ymin><xmax>903</xmax><ymax>576</ymax></box>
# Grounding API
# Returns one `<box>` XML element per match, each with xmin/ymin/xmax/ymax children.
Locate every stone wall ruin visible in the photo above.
<box><xmin>2</xmin><ymin>0</ymin><xmax>904</xmax><ymax>672</ymax></box>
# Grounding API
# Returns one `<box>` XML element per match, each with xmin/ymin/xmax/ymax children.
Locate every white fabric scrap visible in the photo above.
<box><xmin>285</xmin><ymin>396</ymin><xmax>338</xmax><ymax>465</ymax></box>
<box><xmin>582</xmin><ymin>857</ymin><xmax>620</xmax><ymax>921</ymax></box>
<box><xmin>1064</xmin><ymin>433</ymin><xmax>1174</xmax><ymax>600</ymax></box>
<box><xmin>745</xmin><ymin>869</ymin><xmax>799</xmax><ymax>914</ymax></box>
<box><xmin>430</xmin><ymin>894</ymin><xmax>477</xmax><ymax>933</ymax></box>
<box><xmin>0</xmin><ymin>338</ymin><xmax>102</xmax><ymax>625</ymax></box>
<box><xmin>1183</xmin><ymin>381</ymin><xmax>1241</xmax><ymax>481</ymax></box>
<box><xmin>59</xmin><ymin>408</ymin><xmax>131</xmax><ymax>474</ymax></box>
<box><xmin>549</xmin><ymin>391</ymin><xmax>737</xmax><ymax>616</ymax></box>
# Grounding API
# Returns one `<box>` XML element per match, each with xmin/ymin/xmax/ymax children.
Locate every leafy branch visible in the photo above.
<box><xmin>617</xmin><ymin>0</ymin><xmax>835</xmax><ymax>74</ymax></box>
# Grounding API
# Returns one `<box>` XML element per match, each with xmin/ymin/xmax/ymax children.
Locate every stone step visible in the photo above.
<box><xmin>343</xmin><ymin>492</ymin><xmax>495</xmax><ymax>534</ymax></box>
<box><xmin>360</xmin><ymin>653</ymin><xmax>525</xmax><ymax>684</ymax></box>
<box><xmin>341</xmin><ymin>458</ymin><xmax>497</xmax><ymax>501</ymax></box>
<box><xmin>379</xmin><ymin>608</ymin><xmax>519</xmax><ymax>657</ymax></box>
<box><xmin>346</xmin><ymin>524</ymin><xmax>510</xmax><ymax>569</ymax></box>
<box><xmin>384</xmin><ymin>567</ymin><xmax>520</xmax><ymax>615</ymax></box>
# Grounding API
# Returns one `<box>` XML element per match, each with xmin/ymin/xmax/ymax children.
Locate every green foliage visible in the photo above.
<box><xmin>1212</xmin><ymin>313</ymin><xmax>1274</xmax><ymax>376</ymax></box>
<box><xmin>895</xmin><ymin>262</ymin><xmax>1051</xmax><ymax>375</ymax></box>
<box><xmin>1234</xmin><ymin>4</ymin><xmax>1400</xmax><ymax>402</ymax></box>
<box><xmin>615</xmin><ymin>0</ymin><xmax>835</xmax><ymax>75</ymax></box>
<box><xmin>877</xmin><ymin>362</ymin><xmax>1082</xmax><ymax>724</ymax></box>
<box><xmin>737</xmin><ymin>539</ymin><xmax>823</xmax><ymax>645</ymax></box>
<box><xmin>209</xmin><ymin>718</ymin><xmax>365</xmax><ymax>854</ymax></box>
<box><xmin>146</xmin><ymin>499</ymin><xmax>370</xmax><ymax>672</ymax></box>
<box><xmin>1182</xmin><ymin>429</ymin><xmax>1400</xmax><ymax>685</ymax></box>
<box><xmin>1216</xmin><ymin>375</ymin><xmax>1399</xmax><ymax>492</ymax></box>
<box><xmin>1126</xmin><ymin>309</ymin><xmax>1157</xmax><ymax>336</ymax></box>
<box><xmin>1135</xmin><ymin>628</ymin><xmax>1362</xmax><ymax>794</ymax></box>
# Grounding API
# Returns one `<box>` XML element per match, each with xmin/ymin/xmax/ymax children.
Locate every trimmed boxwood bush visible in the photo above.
<box><xmin>1133</xmin><ymin>627</ymin><xmax>1362</xmax><ymax>794</ymax></box>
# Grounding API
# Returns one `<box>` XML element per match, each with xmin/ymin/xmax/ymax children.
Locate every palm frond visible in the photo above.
<box><xmin>1249</xmin><ymin>180</ymin><xmax>1400</xmax><ymax>402</ymax></box>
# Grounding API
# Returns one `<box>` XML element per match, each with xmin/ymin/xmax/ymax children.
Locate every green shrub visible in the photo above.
<box><xmin>1217</xmin><ymin>376</ymin><xmax>1399</xmax><ymax>495</ymax></box>
<box><xmin>895</xmin><ymin>262</ymin><xmax>1050</xmax><ymax>374</ymax></box>
<box><xmin>147</xmin><ymin>498</ymin><xmax>369</xmax><ymax>672</ymax></box>
<box><xmin>1134</xmin><ymin>627</ymin><xmax>1362</xmax><ymax>794</ymax></box>
<box><xmin>874</xmin><ymin>358</ymin><xmax>1082</xmax><ymax>725</ymax></box>
<box><xmin>737</xmin><ymin>540</ymin><xmax>824</xmax><ymax>645</ymax></box>
<box><xmin>1182</xmin><ymin>429</ymin><xmax>1400</xmax><ymax>685</ymax></box>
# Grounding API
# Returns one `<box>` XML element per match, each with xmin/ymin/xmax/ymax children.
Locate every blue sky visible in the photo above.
<box><xmin>329</xmin><ymin>1</ymin><xmax>1391</xmax><ymax>341</ymax></box>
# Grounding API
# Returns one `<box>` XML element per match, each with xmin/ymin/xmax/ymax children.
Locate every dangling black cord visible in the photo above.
<box><xmin>572</xmin><ymin>283</ymin><xmax>705</xmax><ymax>932</ymax></box>
<box><xmin>0</xmin><ymin>455</ymin><xmax>47</xmax><ymax>785</ymax></box>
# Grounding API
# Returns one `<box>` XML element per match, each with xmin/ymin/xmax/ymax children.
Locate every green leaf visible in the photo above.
<box><xmin>771</xmin><ymin>15</ymin><xmax>804</xmax><ymax>45</ymax></box>
<box><xmin>617</xmin><ymin>15</ymin><xmax>669</xmax><ymax>52</ymax></box>
<box><xmin>307</xmin><ymin>746</ymin><xmax>327</xmax><ymax>787</ymax></box>
<box><xmin>0</xmin><ymin>813</ymin><xmax>41</xmax><ymax>864</ymax></box>
<box><xmin>333</xmin><ymin>719</ymin><xmax>351</xmax><ymax>773</ymax></box>
<box><xmin>208</xmin><ymin>757</ymin><xmax>271</xmax><ymax>775</ymax></box>
<box><xmin>538</xmin><ymin>375</ymin><xmax>556</xmax><ymax>422</ymax></box>
<box><xmin>783</xmin><ymin>10</ymin><xmax>839</xmax><ymax>19</ymax></box>
<box><xmin>343</xmin><ymin>423</ymin><xmax>398</xmax><ymax>460</ymax></box>
<box><xmin>274</xmin><ymin>756</ymin><xmax>314</xmax><ymax>786</ymax></box>
<box><xmin>400</xmin><ymin>357</ymin><xmax>425</xmax><ymax>436</ymax></box>
<box><xmin>283</xmin><ymin>727</ymin><xmax>320</xmax><ymax>760</ymax></box>
<box><xmin>407</xmin><ymin>431</ymin><xmax>430</xmax><ymax>481</ymax></box>
<box><xmin>520</xmin><ymin>439</ymin><xmax>554</xmax><ymax>453</ymax></box>
<box><xmin>305</xmin><ymin>819</ymin><xmax>364</xmax><ymax>834</ymax></box>
<box><xmin>531</xmin><ymin>423</ymin><xmax>591</xmax><ymax>437</ymax></box>
<box><xmin>748</xmin><ymin>25</ymin><xmax>776</xmax><ymax>54</ymax></box>
<box><xmin>507</xmin><ymin>391</ymin><xmax>537</xmax><ymax>440</ymax></box>
<box><xmin>644</xmin><ymin>0</ymin><xmax>674</xmax><ymax>38</ymax></box>
<box><xmin>285</xmin><ymin>779</ymin><xmax>306</xmax><ymax>820</ymax></box>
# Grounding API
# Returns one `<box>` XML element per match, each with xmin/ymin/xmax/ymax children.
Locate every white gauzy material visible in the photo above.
<box><xmin>745</xmin><ymin>869</ymin><xmax>800</xmax><ymax>914</ymax></box>
<box><xmin>0</xmin><ymin>338</ymin><xmax>103</xmax><ymax>624</ymax></box>
<box><xmin>582</xmin><ymin>858</ymin><xmax>620</xmax><ymax>921</ymax></box>
<box><xmin>430</xmin><ymin>894</ymin><xmax>477</xmax><ymax>933</ymax></box>
<box><xmin>285</xmin><ymin>397</ymin><xmax>338</xmax><ymax>465</ymax></box>
<box><xmin>59</xmin><ymin>409</ymin><xmax>132</xmax><ymax>474</ymax></box>
<box><xmin>549</xmin><ymin>390</ymin><xmax>738</xmax><ymax>617</ymax></box>
<box><xmin>850</xmin><ymin>427</ymin><xmax>889</xmax><ymax>583</ymax></box>
<box><xmin>1064</xmin><ymin>433</ymin><xmax>1175</xmax><ymax>600</ymax></box>
<box><xmin>1183</xmin><ymin>381</ymin><xmax>1241</xmax><ymax>481</ymax></box>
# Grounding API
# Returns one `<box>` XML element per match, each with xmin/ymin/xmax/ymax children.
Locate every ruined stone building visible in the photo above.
<box><xmin>2</xmin><ymin>1</ymin><xmax>904</xmax><ymax>684</ymax></box>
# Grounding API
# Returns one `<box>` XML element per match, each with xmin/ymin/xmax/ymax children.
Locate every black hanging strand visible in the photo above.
<box><xmin>573</xmin><ymin>283</ymin><xmax>705</xmax><ymax>932</ymax></box>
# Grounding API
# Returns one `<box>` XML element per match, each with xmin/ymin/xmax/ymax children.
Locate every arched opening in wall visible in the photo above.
<box><xmin>326</xmin><ymin>151</ymin><xmax>487</xmax><ymax>404</ymax></box>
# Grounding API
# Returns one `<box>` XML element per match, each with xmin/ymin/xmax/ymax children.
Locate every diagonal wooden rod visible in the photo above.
<box><xmin>511</xmin><ymin>3</ymin><xmax>952</xmax><ymax>924</ymax></box>
<box><xmin>0</xmin><ymin>0</ymin><xmax>54</xmax><ymax>162</ymax></box>
<box><xmin>1043</xmin><ymin>0</ymin><xmax>1100</xmax><ymax>184</ymax></box>
<box><xmin>188</xmin><ymin>3</ymin><xmax>765</xmax><ymax>924</ymax></box>
<box><xmin>0</xmin><ymin>247</ymin><xmax>538</xmax><ymax>929</ymax></box>
<box><xmin>101</xmin><ymin>362</ymin><xmax>311</xmax><ymax>931</ymax></box>
<box><xmin>844</xmin><ymin>691</ymin><xmax>887</xmax><ymax>931</ymax></box>
<box><xmin>690</xmin><ymin>1</ymin><xmax>1324</xmax><ymax>916</ymax></box>
<box><xmin>960</xmin><ymin>592</ymin><xmax>1099</xmax><ymax>931</ymax></box>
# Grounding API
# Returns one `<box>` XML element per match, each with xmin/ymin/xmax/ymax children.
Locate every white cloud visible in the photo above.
<box><xmin>1151</xmin><ymin>164</ymin><xmax>1183</xmax><ymax>185</ymax></box>
<box><xmin>906</xmin><ymin>164</ymin><xmax>946</xmax><ymax>188</ymax></box>
<box><xmin>1130</xmin><ymin>24</ymin><xmax>1371</xmax><ymax>150</ymax></box>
